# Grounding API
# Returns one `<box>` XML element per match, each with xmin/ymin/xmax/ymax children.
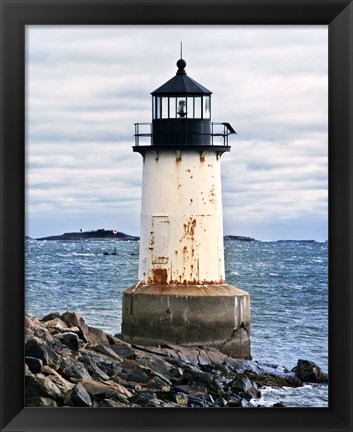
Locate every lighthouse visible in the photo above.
<box><xmin>122</xmin><ymin>56</ymin><xmax>251</xmax><ymax>359</ymax></box>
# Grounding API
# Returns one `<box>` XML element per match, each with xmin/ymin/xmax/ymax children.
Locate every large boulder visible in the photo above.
<box><xmin>58</xmin><ymin>358</ymin><xmax>92</xmax><ymax>382</ymax></box>
<box><xmin>80</xmin><ymin>379</ymin><xmax>132</xmax><ymax>401</ymax></box>
<box><xmin>25</xmin><ymin>337</ymin><xmax>61</xmax><ymax>369</ymax></box>
<box><xmin>230</xmin><ymin>374</ymin><xmax>261</xmax><ymax>400</ymax></box>
<box><xmin>25</xmin><ymin>356</ymin><xmax>43</xmax><ymax>374</ymax></box>
<box><xmin>25</xmin><ymin>373</ymin><xmax>63</xmax><ymax>402</ymax></box>
<box><xmin>64</xmin><ymin>382</ymin><xmax>92</xmax><ymax>407</ymax></box>
<box><xmin>40</xmin><ymin>366</ymin><xmax>75</xmax><ymax>394</ymax></box>
<box><xmin>293</xmin><ymin>359</ymin><xmax>328</xmax><ymax>384</ymax></box>
<box><xmin>55</xmin><ymin>332</ymin><xmax>80</xmax><ymax>351</ymax></box>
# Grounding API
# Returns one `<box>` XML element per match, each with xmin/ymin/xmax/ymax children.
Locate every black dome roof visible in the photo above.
<box><xmin>151</xmin><ymin>59</ymin><xmax>212</xmax><ymax>96</ymax></box>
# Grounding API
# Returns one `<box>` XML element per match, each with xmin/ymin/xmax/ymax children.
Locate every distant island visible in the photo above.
<box><xmin>35</xmin><ymin>230</ymin><xmax>258</xmax><ymax>242</ymax></box>
<box><xmin>36</xmin><ymin>229</ymin><xmax>139</xmax><ymax>241</ymax></box>
<box><xmin>29</xmin><ymin>230</ymin><xmax>323</xmax><ymax>243</ymax></box>
<box><xmin>223</xmin><ymin>235</ymin><xmax>256</xmax><ymax>242</ymax></box>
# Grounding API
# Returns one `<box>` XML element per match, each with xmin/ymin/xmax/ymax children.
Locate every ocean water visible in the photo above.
<box><xmin>25</xmin><ymin>239</ymin><xmax>328</xmax><ymax>407</ymax></box>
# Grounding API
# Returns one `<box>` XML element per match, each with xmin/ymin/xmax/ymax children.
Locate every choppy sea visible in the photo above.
<box><xmin>25</xmin><ymin>239</ymin><xmax>328</xmax><ymax>408</ymax></box>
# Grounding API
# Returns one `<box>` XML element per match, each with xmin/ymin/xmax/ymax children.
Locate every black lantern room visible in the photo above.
<box><xmin>133</xmin><ymin>58</ymin><xmax>236</xmax><ymax>154</ymax></box>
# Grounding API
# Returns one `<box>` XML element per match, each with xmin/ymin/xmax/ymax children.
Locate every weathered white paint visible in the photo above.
<box><xmin>138</xmin><ymin>150</ymin><xmax>226</xmax><ymax>284</ymax></box>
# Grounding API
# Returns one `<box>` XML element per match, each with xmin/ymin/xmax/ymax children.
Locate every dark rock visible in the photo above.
<box><xmin>175</xmin><ymin>347</ymin><xmax>200</xmax><ymax>365</ymax></box>
<box><xmin>40</xmin><ymin>366</ymin><xmax>75</xmax><ymax>394</ymax></box>
<box><xmin>179</xmin><ymin>369</ymin><xmax>222</xmax><ymax>396</ymax></box>
<box><xmin>55</xmin><ymin>332</ymin><xmax>80</xmax><ymax>351</ymax></box>
<box><xmin>105</xmin><ymin>340</ymin><xmax>136</xmax><ymax>359</ymax></box>
<box><xmin>137</xmin><ymin>364</ymin><xmax>172</xmax><ymax>385</ymax></box>
<box><xmin>61</xmin><ymin>311</ymin><xmax>90</xmax><ymax>342</ymax></box>
<box><xmin>273</xmin><ymin>402</ymin><xmax>286</xmax><ymax>407</ymax></box>
<box><xmin>26</xmin><ymin>396</ymin><xmax>58</xmax><ymax>407</ymax></box>
<box><xmin>140</xmin><ymin>376</ymin><xmax>171</xmax><ymax>392</ymax></box>
<box><xmin>204</xmin><ymin>348</ymin><xmax>228</xmax><ymax>366</ymax></box>
<box><xmin>119</xmin><ymin>372</ymin><xmax>151</xmax><ymax>384</ymax></box>
<box><xmin>215</xmin><ymin>397</ymin><xmax>228</xmax><ymax>407</ymax></box>
<box><xmin>64</xmin><ymin>382</ymin><xmax>92</xmax><ymax>407</ymax></box>
<box><xmin>59</xmin><ymin>358</ymin><xmax>92</xmax><ymax>382</ymax></box>
<box><xmin>25</xmin><ymin>363</ymin><xmax>33</xmax><ymax>377</ymax></box>
<box><xmin>187</xmin><ymin>395</ymin><xmax>208</xmax><ymax>407</ymax></box>
<box><xmin>25</xmin><ymin>373</ymin><xmax>63</xmax><ymax>403</ymax></box>
<box><xmin>227</xmin><ymin>396</ymin><xmax>253</xmax><ymax>407</ymax></box>
<box><xmin>230</xmin><ymin>374</ymin><xmax>261</xmax><ymax>400</ymax></box>
<box><xmin>86</xmin><ymin>326</ymin><xmax>110</xmax><ymax>345</ymax></box>
<box><xmin>95</xmin><ymin>399</ymin><xmax>128</xmax><ymax>408</ymax></box>
<box><xmin>79</xmin><ymin>350</ymin><xmax>118</xmax><ymax>378</ymax></box>
<box><xmin>196</xmin><ymin>348</ymin><xmax>213</xmax><ymax>367</ymax></box>
<box><xmin>156</xmin><ymin>391</ymin><xmax>188</xmax><ymax>406</ymax></box>
<box><xmin>92</xmin><ymin>344</ymin><xmax>123</xmax><ymax>362</ymax></box>
<box><xmin>246</xmin><ymin>371</ymin><xmax>301</xmax><ymax>388</ymax></box>
<box><xmin>129</xmin><ymin>392</ymin><xmax>160</xmax><ymax>407</ymax></box>
<box><xmin>42</xmin><ymin>312</ymin><xmax>62</xmax><ymax>321</ymax></box>
<box><xmin>25</xmin><ymin>356</ymin><xmax>43</xmax><ymax>374</ymax></box>
<box><xmin>25</xmin><ymin>315</ymin><xmax>53</xmax><ymax>343</ymax></box>
<box><xmin>25</xmin><ymin>337</ymin><xmax>61</xmax><ymax>369</ymax></box>
<box><xmin>293</xmin><ymin>359</ymin><xmax>328</xmax><ymax>384</ymax></box>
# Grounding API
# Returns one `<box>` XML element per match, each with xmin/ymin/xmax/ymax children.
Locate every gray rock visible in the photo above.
<box><xmin>129</xmin><ymin>392</ymin><xmax>159</xmax><ymax>407</ymax></box>
<box><xmin>40</xmin><ymin>366</ymin><xmax>75</xmax><ymax>394</ymax></box>
<box><xmin>246</xmin><ymin>371</ymin><xmax>301</xmax><ymax>388</ymax></box>
<box><xmin>25</xmin><ymin>356</ymin><xmax>43</xmax><ymax>374</ymax></box>
<box><xmin>107</xmin><ymin>340</ymin><xmax>136</xmax><ymax>359</ymax></box>
<box><xmin>55</xmin><ymin>332</ymin><xmax>80</xmax><ymax>351</ymax></box>
<box><xmin>79</xmin><ymin>350</ymin><xmax>117</xmax><ymax>378</ymax></box>
<box><xmin>25</xmin><ymin>337</ymin><xmax>61</xmax><ymax>369</ymax></box>
<box><xmin>92</xmin><ymin>344</ymin><xmax>123</xmax><ymax>362</ymax></box>
<box><xmin>273</xmin><ymin>402</ymin><xmax>286</xmax><ymax>407</ymax></box>
<box><xmin>64</xmin><ymin>382</ymin><xmax>92</xmax><ymax>407</ymax></box>
<box><xmin>227</xmin><ymin>396</ymin><xmax>253</xmax><ymax>407</ymax></box>
<box><xmin>59</xmin><ymin>358</ymin><xmax>92</xmax><ymax>382</ymax></box>
<box><xmin>95</xmin><ymin>399</ymin><xmax>128</xmax><ymax>407</ymax></box>
<box><xmin>156</xmin><ymin>391</ymin><xmax>188</xmax><ymax>406</ymax></box>
<box><xmin>86</xmin><ymin>326</ymin><xmax>110</xmax><ymax>345</ymax></box>
<box><xmin>25</xmin><ymin>373</ymin><xmax>63</xmax><ymax>402</ymax></box>
<box><xmin>42</xmin><ymin>312</ymin><xmax>62</xmax><ymax>321</ymax></box>
<box><xmin>230</xmin><ymin>374</ymin><xmax>261</xmax><ymax>400</ymax></box>
<box><xmin>215</xmin><ymin>397</ymin><xmax>227</xmax><ymax>407</ymax></box>
<box><xmin>61</xmin><ymin>311</ymin><xmax>90</xmax><ymax>342</ymax></box>
<box><xmin>293</xmin><ymin>359</ymin><xmax>328</xmax><ymax>384</ymax></box>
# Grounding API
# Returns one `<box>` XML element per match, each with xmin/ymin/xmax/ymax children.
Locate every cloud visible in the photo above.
<box><xmin>26</xmin><ymin>26</ymin><xmax>328</xmax><ymax>240</ymax></box>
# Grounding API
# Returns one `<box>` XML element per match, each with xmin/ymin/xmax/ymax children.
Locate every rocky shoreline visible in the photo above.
<box><xmin>25</xmin><ymin>312</ymin><xmax>328</xmax><ymax>408</ymax></box>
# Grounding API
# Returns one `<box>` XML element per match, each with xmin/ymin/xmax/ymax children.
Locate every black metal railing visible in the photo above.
<box><xmin>134</xmin><ymin>122</ymin><xmax>235</xmax><ymax>147</ymax></box>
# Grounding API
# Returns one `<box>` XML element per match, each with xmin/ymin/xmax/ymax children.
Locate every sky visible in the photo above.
<box><xmin>26</xmin><ymin>26</ymin><xmax>328</xmax><ymax>241</ymax></box>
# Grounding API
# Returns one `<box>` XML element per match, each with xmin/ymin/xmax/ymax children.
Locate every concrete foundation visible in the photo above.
<box><xmin>122</xmin><ymin>284</ymin><xmax>251</xmax><ymax>359</ymax></box>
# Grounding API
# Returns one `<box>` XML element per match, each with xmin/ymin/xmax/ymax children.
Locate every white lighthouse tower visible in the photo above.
<box><xmin>122</xmin><ymin>56</ymin><xmax>251</xmax><ymax>358</ymax></box>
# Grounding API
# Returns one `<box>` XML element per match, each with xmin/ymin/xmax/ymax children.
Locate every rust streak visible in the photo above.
<box><xmin>149</xmin><ymin>268</ymin><xmax>168</xmax><ymax>284</ymax></box>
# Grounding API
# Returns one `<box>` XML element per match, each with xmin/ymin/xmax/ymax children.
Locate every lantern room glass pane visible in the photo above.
<box><xmin>177</xmin><ymin>97</ymin><xmax>187</xmax><ymax>118</ymax></box>
<box><xmin>194</xmin><ymin>97</ymin><xmax>201</xmax><ymax>118</ymax></box>
<box><xmin>152</xmin><ymin>97</ymin><xmax>156</xmax><ymax>119</ymax></box>
<box><xmin>169</xmin><ymin>97</ymin><xmax>176</xmax><ymax>118</ymax></box>
<box><xmin>187</xmin><ymin>97</ymin><xmax>194</xmax><ymax>118</ymax></box>
<box><xmin>203</xmin><ymin>96</ymin><xmax>210</xmax><ymax>119</ymax></box>
<box><xmin>156</xmin><ymin>97</ymin><xmax>162</xmax><ymax>118</ymax></box>
<box><xmin>162</xmin><ymin>97</ymin><xmax>169</xmax><ymax>118</ymax></box>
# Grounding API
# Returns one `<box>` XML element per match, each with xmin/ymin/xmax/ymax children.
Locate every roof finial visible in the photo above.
<box><xmin>176</xmin><ymin>42</ymin><xmax>186</xmax><ymax>75</ymax></box>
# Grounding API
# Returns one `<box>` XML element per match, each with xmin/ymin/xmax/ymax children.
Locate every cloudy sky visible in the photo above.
<box><xmin>26</xmin><ymin>26</ymin><xmax>328</xmax><ymax>241</ymax></box>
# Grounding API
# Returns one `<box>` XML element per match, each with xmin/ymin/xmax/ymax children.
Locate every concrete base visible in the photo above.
<box><xmin>122</xmin><ymin>283</ymin><xmax>251</xmax><ymax>359</ymax></box>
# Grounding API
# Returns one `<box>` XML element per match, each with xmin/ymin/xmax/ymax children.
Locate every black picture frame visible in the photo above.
<box><xmin>0</xmin><ymin>1</ymin><xmax>352</xmax><ymax>431</ymax></box>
